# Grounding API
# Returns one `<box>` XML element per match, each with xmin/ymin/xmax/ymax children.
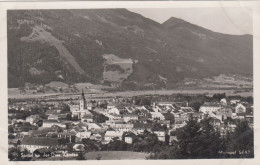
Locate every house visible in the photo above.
<box><xmin>133</xmin><ymin>123</ymin><xmax>153</xmax><ymax>134</ymax></box>
<box><xmin>45</xmin><ymin>110</ymin><xmax>62</xmax><ymax>116</ymax></box>
<box><xmin>48</xmin><ymin>115</ymin><xmax>59</xmax><ymax>120</ymax></box>
<box><xmin>230</xmin><ymin>100</ymin><xmax>240</xmax><ymax>105</ymax></box>
<box><xmin>91</xmin><ymin>133</ymin><xmax>102</xmax><ymax>141</ymax></box>
<box><xmin>236</xmin><ymin>113</ymin><xmax>246</xmax><ymax>119</ymax></box>
<box><xmin>104</xmin><ymin>131</ymin><xmax>123</xmax><ymax>141</ymax></box>
<box><xmin>107</xmin><ymin>113</ymin><xmax>122</xmax><ymax>121</ymax></box>
<box><xmin>108</xmin><ymin>107</ymin><xmax>120</xmax><ymax>115</ymax></box>
<box><xmin>125</xmin><ymin>137</ymin><xmax>133</xmax><ymax>144</ymax></box>
<box><xmin>235</xmin><ymin>103</ymin><xmax>246</xmax><ymax>113</ymax></box>
<box><xmin>57</xmin><ymin>131</ymin><xmax>76</xmax><ymax>142</ymax></box>
<box><xmin>150</xmin><ymin>112</ymin><xmax>165</xmax><ymax>120</ymax></box>
<box><xmin>123</xmin><ymin>114</ymin><xmax>138</xmax><ymax>122</ymax></box>
<box><xmin>86</xmin><ymin>102</ymin><xmax>95</xmax><ymax>110</ymax></box>
<box><xmin>42</xmin><ymin>120</ymin><xmax>66</xmax><ymax>128</ymax></box>
<box><xmin>107</xmin><ymin>102</ymin><xmax>118</xmax><ymax>109</ymax></box>
<box><xmin>76</xmin><ymin>131</ymin><xmax>92</xmax><ymax>140</ymax></box>
<box><xmin>220</xmin><ymin>98</ymin><xmax>228</xmax><ymax>106</ymax></box>
<box><xmin>199</xmin><ymin>102</ymin><xmax>223</xmax><ymax>113</ymax></box>
<box><xmin>28</xmin><ymin>129</ymin><xmax>56</xmax><ymax>137</ymax></box>
<box><xmin>154</xmin><ymin>131</ymin><xmax>166</xmax><ymax>142</ymax></box>
<box><xmin>110</xmin><ymin>123</ymin><xmax>134</xmax><ymax>132</ymax></box>
<box><xmin>209</xmin><ymin>119</ymin><xmax>221</xmax><ymax>128</ymax></box>
<box><xmin>20</xmin><ymin>136</ymin><xmax>60</xmax><ymax>153</ymax></box>
<box><xmin>73</xmin><ymin>143</ymin><xmax>85</xmax><ymax>151</ymax></box>
<box><xmin>81</xmin><ymin>114</ymin><xmax>94</xmax><ymax>123</ymax></box>
<box><xmin>169</xmin><ymin>136</ymin><xmax>178</xmax><ymax>145</ymax></box>
<box><xmin>174</xmin><ymin>121</ymin><xmax>186</xmax><ymax>129</ymax></box>
<box><xmin>227</xmin><ymin>122</ymin><xmax>237</xmax><ymax>132</ymax></box>
<box><xmin>26</xmin><ymin>115</ymin><xmax>41</xmax><ymax>125</ymax></box>
<box><xmin>191</xmin><ymin>112</ymin><xmax>204</xmax><ymax>122</ymax></box>
<box><xmin>93</xmin><ymin>108</ymin><xmax>108</xmax><ymax>115</ymax></box>
<box><xmin>86</xmin><ymin>123</ymin><xmax>102</xmax><ymax>131</ymax></box>
<box><xmin>157</xmin><ymin>120</ymin><xmax>171</xmax><ymax>128</ymax></box>
<box><xmin>215</xmin><ymin>108</ymin><xmax>233</xmax><ymax>121</ymax></box>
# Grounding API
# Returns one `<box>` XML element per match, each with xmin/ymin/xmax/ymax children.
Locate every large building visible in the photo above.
<box><xmin>20</xmin><ymin>136</ymin><xmax>60</xmax><ymax>153</ymax></box>
<box><xmin>69</xmin><ymin>90</ymin><xmax>92</xmax><ymax>119</ymax></box>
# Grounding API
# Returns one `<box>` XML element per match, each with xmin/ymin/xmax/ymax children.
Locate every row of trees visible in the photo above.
<box><xmin>150</xmin><ymin>118</ymin><xmax>254</xmax><ymax>159</ymax></box>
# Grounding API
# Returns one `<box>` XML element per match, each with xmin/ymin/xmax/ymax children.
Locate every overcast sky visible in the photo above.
<box><xmin>128</xmin><ymin>8</ymin><xmax>252</xmax><ymax>35</ymax></box>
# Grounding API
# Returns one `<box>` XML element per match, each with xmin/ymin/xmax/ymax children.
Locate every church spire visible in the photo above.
<box><xmin>81</xmin><ymin>89</ymin><xmax>84</xmax><ymax>98</ymax></box>
<box><xmin>80</xmin><ymin>89</ymin><xmax>86</xmax><ymax>110</ymax></box>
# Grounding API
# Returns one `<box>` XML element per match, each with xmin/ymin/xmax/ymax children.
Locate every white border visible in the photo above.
<box><xmin>0</xmin><ymin>1</ymin><xmax>260</xmax><ymax>165</ymax></box>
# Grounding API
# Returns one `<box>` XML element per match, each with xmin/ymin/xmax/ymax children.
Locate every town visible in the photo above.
<box><xmin>8</xmin><ymin>91</ymin><xmax>254</xmax><ymax>160</ymax></box>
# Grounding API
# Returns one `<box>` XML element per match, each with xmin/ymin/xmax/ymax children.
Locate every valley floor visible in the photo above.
<box><xmin>8</xmin><ymin>88</ymin><xmax>253</xmax><ymax>99</ymax></box>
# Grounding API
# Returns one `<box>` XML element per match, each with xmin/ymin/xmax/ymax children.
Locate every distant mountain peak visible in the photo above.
<box><xmin>162</xmin><ymin>17</ymin><xmax>187</xmax><ymax>28</ymax></box>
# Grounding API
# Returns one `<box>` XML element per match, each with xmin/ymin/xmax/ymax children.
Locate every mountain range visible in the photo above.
<box><xmin>7</xmin><ymin>9</ymin><xmax>253</xmax><ymax>89</ymax></box>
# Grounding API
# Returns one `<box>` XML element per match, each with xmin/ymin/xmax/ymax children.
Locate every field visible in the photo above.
<box><xmin>84</xmin><ymin>151</ymin><xmax>149</xmax><ymax>160</ymax></box>
<box><xmin>103</xmin><ymin>54</ymin><xmax>134</xmax><ymax>82</ymax></box>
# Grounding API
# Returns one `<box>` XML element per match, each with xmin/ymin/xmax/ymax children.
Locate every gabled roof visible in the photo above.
<box><xmin>45</xmin><ymin>110</ymin><xmax>61</xmax><ymax>115</ymax></box>
<box><xmin>43</xmin><ymin>119</ymin><xmax>59</xmax><ymax>123</ymax></box>
<box><xmin>105</xmin><ymin>131</ymin><xmax>123</xmax><ymax>137</ymax></box>
<box><xmin>133</xmin><ymin>123</ymin><xmax>153</xmax><ymax>129</ymax></box>
<box><xmin>21</xmin><ymin>136</ymin><xmax>59</xmax><ymax>146</ymax></box>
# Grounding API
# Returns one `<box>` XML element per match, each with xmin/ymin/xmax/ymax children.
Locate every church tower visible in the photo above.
<box><xmin>80</xmin><ymin>89</ymin><xmax>86</xmax><ymax>111</ymax></box>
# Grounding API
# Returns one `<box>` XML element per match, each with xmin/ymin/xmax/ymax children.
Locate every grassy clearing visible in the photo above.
<box><xmin>84</xmin><ymin>151</ymin><xmax>150</xmax><ymax>160</ymax></box>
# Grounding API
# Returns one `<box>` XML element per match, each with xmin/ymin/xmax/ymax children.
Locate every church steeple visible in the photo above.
<box><xmin>80</xmin><ymin>89</ymin><xmax>86</xmax><ymax>110</ymax></box>
<box><xmin>81</xmin><ymin>89</ymin><xmax>85</xmax><ymax>99</ymax></box>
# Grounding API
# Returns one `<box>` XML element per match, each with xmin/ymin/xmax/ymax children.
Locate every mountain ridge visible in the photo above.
<box><xmin>7</xmin><ymin>9</ymin><xmax>253</xmax><ymax>89</ymax></box>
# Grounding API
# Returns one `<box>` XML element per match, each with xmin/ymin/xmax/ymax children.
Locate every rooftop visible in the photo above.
<box><xmin>21</xmin><ymin>136</ymin><xmax>60</xmax><ymax>146</ymax></box>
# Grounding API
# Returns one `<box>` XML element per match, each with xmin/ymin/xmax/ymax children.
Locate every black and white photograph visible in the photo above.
<box><xmin>1</xmin><ymin>1</ymin><xmax>259</xmax><ymax>163</ymax></box>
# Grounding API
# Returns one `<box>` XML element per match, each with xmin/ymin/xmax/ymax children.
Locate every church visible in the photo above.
<box><xmin>69</xmin><ymin>90</ymin><xmax>92</xmax><ymax>119</ymax></box>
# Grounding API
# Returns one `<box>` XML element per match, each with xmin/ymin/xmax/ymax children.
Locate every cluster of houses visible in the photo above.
<box><xmin>8</xmin><ymin>92</ymin><xmax>253</xmax><ymax>159</ymax></box>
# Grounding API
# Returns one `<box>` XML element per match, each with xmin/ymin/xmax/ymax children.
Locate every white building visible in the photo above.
<box><xmin>220</xmin><ymin>98</ymin><xmax>227</xmax><ymax>106</ymax></box>
<box><xmin>199</xmin><ymin>102</ymin><xmax>223</xmax><ymax>113</ymax></box>
<box><xmin>42</xmin><ymin>120</ymin><xmax>66</xmax><ymax>128</ymax></box>
<box><xmin>47</xmin><ymin>115</ymin><xmax>59</xmax><ymax>120</ymax></box>
<box><xmin>76</xmin><ymin>132</ymin><xmax>92</xmax><ymax>140</ymax></box>
<box><xmin>154</xmin><ymin>131</ymin><xmax>166</xmax><ymax>142</ymax></box>
<box><xmin>123</xmin><ymin>114</ymin><xmax>138</xmax><ymax>122</ymax></box>
<box><xmin>235</xmin><ymin>103</ymin><xmax>246</xmax><ymax>113</ymax></box>
<box><xmin>108</xmin><ymin>107</ymin><xmax>120</xmax><ymax>115</ymax></box>
<box><xmin>86</xmin><ymin>123</ymin><xmax>102</xmax><ymax>131</ymax></box>
<box><xmin>125</xmin><ymin>137</ymin><xmax>133</xmax><ymax>144</ymax></box>
<box><xmin>110</xmin><ymin>123</ymin><xmax>134</xmax><ymax>132</ymax></box>
<box><xmin>26</xmin><ymin>115</ymin><xmax>40</xmax><ymax>125</ymax></box>
<box><xmin>150</xmin><ymin>112</ymin><xmax>165</xmax><ymax>120</ymax></box>
<box><xmin>104</xmin><ymin>131</ymin><xmax>123</xmax><ymax>141</ymax></box>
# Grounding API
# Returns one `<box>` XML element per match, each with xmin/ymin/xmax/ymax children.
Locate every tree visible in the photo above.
<box><xmin>122</xmin><ymin>132</ymin><xmax>136</xmax><ymax>141</ymax></box>
<box><xmin>212</xmin><ymin>93</ymin><xmax>226</xmax><ymax>101</ymax></box>
<box><xmin>198</xmin><ymin>118</ymin><xmax>222</xmax><ymax>158</ymax></box>
<box><xmin>8</xmin><ymin>147</ymin><xmax>22</xmax><ymax>161</ymax></box>
<box><xmin>82</xmin><ymin>138</ymin><xmax>99</xmax><ymax>152</ymax></box>
<box><xmin>106</xmin><ymin>140</ymin><xmax>128</xmax><ymax>151</ymax></box>
<box><xmin>8</xmin><ymin>126</ymin><xmax>14</xmax><ymax>133</ymax></box>
<box><xmin>77</xmin><ymin>152</ymin><xmax>86</xmax><ymax>160</ymax></box>
<box><xmin>189</xmin><ymin>101</ymin><xmax>204</xmax><ymax>111</ymax></box>
<box><xmin>233</xmin><ymin>120</ymin><xmax>254</xmax><ymax>156</ymax></box>
<box><xmin>92</xmin><ymin>112</ymin><xmax>109</xmax><ymax>123</ymax></box>
<box><xmin>151</xmin><ymin>123</ymin><xmax>167</xmax><ymax>132</ymax></box>
<box><xmin>176</xmin><ymin>117</ymin><xmax>201</xmax><ymax>158</ymax></box>
<box><xmin>139</xmin><ymin>97</ymin><xmax>151</xmax><ymax>106</ymax></box>
<box><xmin>96</xmin><ymin>154</ymin><xmax>102</xmax><ymax>160</ymax></box>
<box><xmin>163</xmin><ymin>112</ymin><xmax>175</xmax><ymax>124</ymax></box>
